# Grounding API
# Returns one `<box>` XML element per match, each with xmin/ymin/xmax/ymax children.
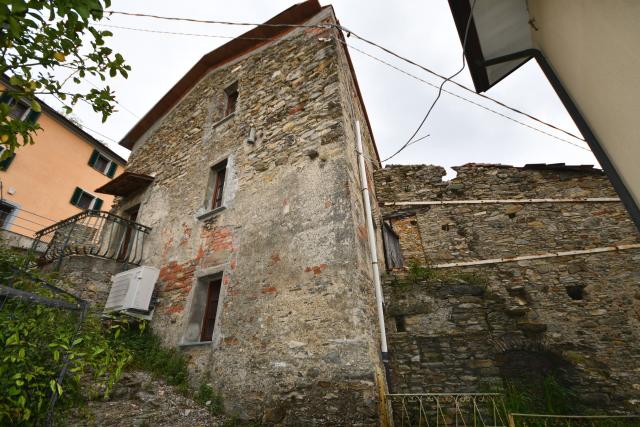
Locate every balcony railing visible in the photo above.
<box><xmin>32</xmin><ymin>210</ymin><xmax>151</xmax><ymax>269</ymax></box>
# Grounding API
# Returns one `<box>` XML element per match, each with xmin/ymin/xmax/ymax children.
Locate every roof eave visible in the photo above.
<box><xmin>119</xmin><ymin>0</ymin><xmax>323</xmax><ymax>150</ymax></box>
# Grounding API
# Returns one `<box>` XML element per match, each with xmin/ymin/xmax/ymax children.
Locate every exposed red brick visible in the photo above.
<box><xmin>270</xmin><ymin>252</ymin><xmax>281</xmax><ymax>264</ymax></box>
<box><xmin>288</xmin><ymin>102</ymin><xmax>305</xmax><ymax>115</ymax></box>
<box><xmin>262</xmin><ymin>286</ymin><xmax>277</xmax><ymax>294</ymax></box>
<box><xmin>305</xmin><ymin>263</ymin><xmax>328</xmax><ymax>275</ymax></box>
<box><xmin>224</xmin><ymin>336</ymin><xmax>239</xmax><ymax>346</ymax></box>
<box><xmin>356</xmin><ymin>224</ymin><xmax>367</xmax><ymax>241</ymax></box>
<box><xmin>166</xmin><ymin>304</ymin><xmax>184</xmax><ymax>314</ymax></box>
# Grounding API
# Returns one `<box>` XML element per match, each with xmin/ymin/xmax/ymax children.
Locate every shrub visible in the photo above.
<box><xmin>0</xmin><ymin>247</ymin><xmax>132</xmax><ymax>425</ymax></box>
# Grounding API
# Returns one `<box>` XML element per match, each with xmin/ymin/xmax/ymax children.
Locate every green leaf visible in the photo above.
<box><xmin>30</xmin><ymin>100</ymin><xmax>41</xmax><ymax>113</ymax></box>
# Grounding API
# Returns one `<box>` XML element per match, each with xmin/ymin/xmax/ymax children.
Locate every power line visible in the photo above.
<box><xmin>343</xmin><ymin>27</ymin><xmax>587</xmax><ymax>144</ymax></box>
<box><xmin>104</xmin><ymin>8</ymin><xmax>586</xmax><ymax>146</ymax></box>
<box><xmin>82</xmin><ymin>73</ymin><xmax>141</xmax><ymax>119</ymax></box>
<box><xmin>96</xmin><ymin>23</ymin><xmax>279</xmax><ymax>42</ymax></box>
<box><xmin>98</xmin><ymin>20</ymin><xmax>589</xmax><ymax>154</ymax></box>
<box><xmin>343</xmin><ymin>41</ymin><xmax>590</xmax><ymax>153</ymax></box>
<box><xmin>13</xmin><ymin>215</ymin><xmax>50</xmax><ymax>228</ymax></box>
<box><xmin>104</xmin><ymin>9</ymin><xmax>336</xmax><ymax>29</ymax></box>
<box><xmin>382</xmin><ymin>0</ymin><xmax>478</xmax><ymax>162</ymax></box>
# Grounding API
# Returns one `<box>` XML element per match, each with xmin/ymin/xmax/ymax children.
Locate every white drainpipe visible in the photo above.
<box><xmin>355</xmin><ymin>120</ymin><xmax>388</xmax><ymax>360</ymax></box>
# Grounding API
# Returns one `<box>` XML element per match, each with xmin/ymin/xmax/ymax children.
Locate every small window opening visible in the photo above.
<box><xmin>201</xmin><ymin>277</ymin><xmax>222</xmax><ymax>342</ymax></box>
<box><xmin>508</xmin><ymin>212</ymin><xmax>517</xmax><ymax>219</ymax></box>
<box><xmin>224</xmin><ymin>83</ymin><xmax>238</xmax><ymax>117</ymax></box>
<box><xmin>442</xmin><ymin>224</ymin><xmax>450</xmax><ymax>231</ymax></box>
<box><xmin>566</xmin><ymin>285</ymin><xmax>585</xmax><ymax>300</ymax></box>
<box><xmin>395</xmin><ymin>315</ymin><xmax>407</xmax><ymax>332</ymax></box>
<box><xmin>209</xmin><ymin>160</ymin><xmax>227</xmax><ymax>210</ymax></box>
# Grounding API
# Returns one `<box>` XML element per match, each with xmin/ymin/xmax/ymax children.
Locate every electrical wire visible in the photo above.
<box><xmin>98</xmin><ymin>21</ymin><xmax>590</xmax><ymax>154</ymax></box>
<box><xmin>102</xmin><ymin>8</ymin><xmax>587</xmax><ymax>146</ymax></box>
<box><xmin>342</xmin><ymin>41</ymin><xmax>590</xmax><ymax>152</ymax></box>
<box><xmin>344</xmin><ymin>28</ymin><xmax>586</xmax><ymax>144</ymax></box>
<box><xmin>382</xmin><ymin>0</ymin><xmax>477</xmax><ymax>162</ymax></box>
<box><xmin>9</xmin><ymin>223</ymin><xmax>38</xmax><ymax>233</ymax></box>
<box><xmin>96</xmin><ymin>23</ymin><xmax>280</xmax><ymax>42</ymax></box>
<box><xmin>104</xmin><ymin>9</ymin><xmax>336</xmax><ymax>29</ymax></box>
<box><xmin>14</xmin><ymin>207</ymin><xmax>56</xmax><ymax>222</ymax></box>
<box><xmin>13</xmin><ymin>215</ymin><xmax>50</xmax><ymax>228</ymax></box>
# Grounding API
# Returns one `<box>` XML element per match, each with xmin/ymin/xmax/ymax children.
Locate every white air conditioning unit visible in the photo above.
<box><xmin>105</xmin><ymin>266</ymin><xmax>159</xmax><ymax>320</ymax></box>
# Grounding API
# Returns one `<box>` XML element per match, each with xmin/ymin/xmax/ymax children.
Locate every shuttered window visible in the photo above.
<box><xmin>0</xmin><ymin>92</ymin><xmax>41</xmax><ymax>123</ymax></box>
<box><xmin>88</xmin><ymin>149</ymin><xmax>117</xmax><ymax>177</ymax></box>
<box><xmin>0</xmin><ymin>146</ymin><xmax>16</xmax><ymax>171</ymax></box>
<box><xmin>70</xmin><ymin>187</ymin><xmax>103</xmax><ymax>210</ymax></box>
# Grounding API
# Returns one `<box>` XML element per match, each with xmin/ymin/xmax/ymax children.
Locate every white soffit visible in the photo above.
<box><xmin>470</xmin><ymin>0</ymin><xmax>532</xmax><ymax>86</ymax></box>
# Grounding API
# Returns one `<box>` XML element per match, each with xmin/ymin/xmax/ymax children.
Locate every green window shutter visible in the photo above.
<box><xmin>70</xmin><ymin>187</ymin><xmax>83</xmax><ymax>206</ymax></box>
<box><xmin>0</xmin><ymin>153</ymin><xmax>16</xmax><ymax>171</ymax></box>
<box><xmin>106</xmin><ymin>162</ymin><xmax>117</xmax><ymax>178</ymax></box>
<box><xmin>88</xmin><ymin>149</ymin><xmax>99</xmax><ymax>167</ymax></box>
<box><xmin>0</xmin><ymin>92</ymin><xmax>12</xmax><ymax>104</ymax></box>
<box><xmin>25</xmin><ymin>109</ymin><xmax>41</xmax><ymax>123</ymax></box>
<box><xmin>93</xmin><ymin>198</ymin><xmax>103</xmax><ymax>211</ymax></box>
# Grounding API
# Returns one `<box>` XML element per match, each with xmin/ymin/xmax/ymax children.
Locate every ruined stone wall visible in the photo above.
<box><xmin>114</xmin><ymin>9</ymin><xmax>383</xmax><ymax>425</ymax></box>
<box><xmin>374</xmin><ymin>164</ymin><xmax>640</xmax><ymax>412</ymax></box>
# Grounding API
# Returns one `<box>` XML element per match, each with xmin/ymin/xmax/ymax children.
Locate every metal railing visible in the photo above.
<box><xmin>31</xmin><ymin>210</ymin><xmax>151</xmax><ymax>269</ymax></box>
<box><xmin>507</xmin><ymin>413</ymin><xmax>640</xmax><ymax>427</ymax></box>
<box><xmin>387</xmin><ymin>393</ymin><xmax>508</xmax><ymax>427</ymax></box>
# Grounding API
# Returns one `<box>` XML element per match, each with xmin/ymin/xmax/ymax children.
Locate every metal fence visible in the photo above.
<box><xmin>0</xmin><ymin>262</ymin><xmax>88</xmax><ymax>426</ymax></box>
<box><xmin>388</xmin><ymin>393</ymin><xmax>508</xmax><ymax>427</ymax></box>
<box><xmin>32</xmin><ymin>210</ymin><xmax>151</xmax><ymax>269</ymax></box>
<box><xmin>507</xmin><ymin>413</ymin><xmax>640</xmax><ymax>427</ymax></box>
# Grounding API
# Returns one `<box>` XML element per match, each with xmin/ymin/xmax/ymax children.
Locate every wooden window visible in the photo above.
<box><xmin>70</xmin><ymin>187</ymin><xmax>103</xmax><ymax>210</ymax></box>
<box><xmin>210</xmin><ymin>160</ymin><xmax>227</xmax><ymax>210</ymax></box>
<box><xmin>224</xmin><ymin>83</ymin><xmax>238</xmax><ymax>117</ymax></box>
<box><xmin>201</xmin><ymin>277</ymin><xmax>222</xmax><ymax>342</ymax></box>
<box><xmin>0</xmin><ymin>201</ymin><xmax>14</xmax><ymax>229</ymax></box>
<box><xmin>88</xmin><ymin>149</ymin><xmax>117</xmax><ymax>177</ymax></box>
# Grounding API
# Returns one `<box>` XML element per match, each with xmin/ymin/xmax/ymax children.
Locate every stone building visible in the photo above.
<box><xmin>94</xmin><ymin>1</ymin><xmax>387</xmax><ymax>424</ymax></box>
<box><xmin>374</xmin><ymin>163</ymin><xmax>640</xmax><ymax>412</ymax></box>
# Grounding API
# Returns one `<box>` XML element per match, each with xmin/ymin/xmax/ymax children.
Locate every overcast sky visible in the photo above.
<box><xmin>51</xmin><ymin>0</ymin><xmax>598</xmax><ymax>176</ymax></box>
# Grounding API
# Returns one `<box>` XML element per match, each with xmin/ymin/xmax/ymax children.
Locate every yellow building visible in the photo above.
<box><xmin>447</xmin><ymin>0</ymin><xmax>640</xmax><ymax>231</ymax></box>
<box><xmin>0</xmin><ymin>83</ymin><xmax>126</xmax><ymax>243</ymax></box>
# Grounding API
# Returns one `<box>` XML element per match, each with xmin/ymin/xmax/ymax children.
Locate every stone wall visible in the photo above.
<box><xmin>375</xmin><ymin>164</ymin><xmax>640</xmax><ymax>412</ymax></box>
<box><xmin>114</xmin><ymin>8</ymin><xmax>384</xmax><ymax>425</ymax></box>
<box><xmin>42</xmin><ymin>255</ymin><xmax>124</xmax><ymax>307</ymax></box>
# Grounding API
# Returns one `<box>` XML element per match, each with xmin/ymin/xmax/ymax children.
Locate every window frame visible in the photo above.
<box><xmin>197</xmin><ymin>159</ymin><xmax>229</xmax><ymax>221</ymax></box>
<box><xmin>200</xmin><ymin>277</ymin><xmax>223</xmax><ymax>342</ymax></box>
<box><xmin>7</xmin><ymin>97</ymin><xmax>31</xmax><ymax>121</ymax></box>
<box><xmin>223</xmin><ymin>82</ymin><xmax>238</xmax><ymax>117</ymax></box>
<box><xmin>70</xmin><ymin>187</ymin><xmax>103</xmax><ymax>211</ymax></box>
<box><xmin>180</xmin><ymin>271</ymin><xmax>225</xmax><ymax>347</ymax></box>
<box><xmin>88</xmin><ymin>149</ymin><xmax>117</xmax><ymax>177</ymax></box>
<box><xmin>0</xmin><ymin>146</ymin><xmax>16</xmax><ymax>171</ymax></box>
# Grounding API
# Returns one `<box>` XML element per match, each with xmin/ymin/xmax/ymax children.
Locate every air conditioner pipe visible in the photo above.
<box><xmin>355</xmin><ymin>120</ymin><xmax>389</xmax><ymax>372</ymax></box>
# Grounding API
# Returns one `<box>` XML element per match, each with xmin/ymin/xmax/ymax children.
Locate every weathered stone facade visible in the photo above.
<box><xmin>375</xmin><ymin>164</ymin><xmax>640</xmax><ymax>412</ymax></box>
<box><xmin>111</xmin><ymin>6</ymin><xmax>385</xmax><ymax>425</ymax></box>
